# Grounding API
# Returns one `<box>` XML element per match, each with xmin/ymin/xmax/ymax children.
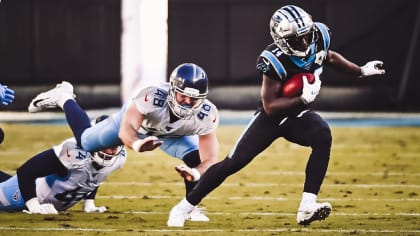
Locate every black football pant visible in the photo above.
<box><xmin>187</xmin><ymin>110</ymin><xmax>332</xmax><ymax>205</ymax></box>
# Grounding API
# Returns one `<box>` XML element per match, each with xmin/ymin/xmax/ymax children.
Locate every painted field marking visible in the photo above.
<box><xmin>96</xmin><ymin>195</ymin><xmax>420</xmax><ymax>202</ymax></box>
<box><xmin>126</xmin><ymin>211</ymin><xmax>420</xmax><ymax>217</ymax></box>
<box><xmin>103</xmin><ymin>181</ymin><xmax>420</xmax><ymax>189</ymax></box>
<box><xmin>0</xmin><ymin>226</ymin><xmax>418</xmax><ymax>234</ymax></box>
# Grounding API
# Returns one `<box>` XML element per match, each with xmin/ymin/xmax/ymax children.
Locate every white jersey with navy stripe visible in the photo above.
<box><xmin>35</xmin><ymin>138</ymin><xmax>126</xmax><ymax>211</ymax></box>
<box><xmin>132</xmin><ymin>82</ymin><xmax>219</xmax><ymax>137</ymax></box>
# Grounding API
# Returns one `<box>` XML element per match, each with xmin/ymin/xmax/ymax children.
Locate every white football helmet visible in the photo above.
<box><xmin>90</xmin><ymin>115</ymin><xmax>124</xmax><ymax>167</ymax></box>
<box><xmin>270</xmin><ymin>5</ymin><xmax>315</xmax><ymax>57</ymax></box>
<box><xmin>167</xmin><ymin>63</ymin><xmax>208</xmax><ymax>119</ymax></box>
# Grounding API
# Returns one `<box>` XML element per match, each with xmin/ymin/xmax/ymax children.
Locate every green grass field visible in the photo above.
<box><xmin>0</xmin><ymin>123</ymin><xmax>419</xmax><ymax>235</ymax></box>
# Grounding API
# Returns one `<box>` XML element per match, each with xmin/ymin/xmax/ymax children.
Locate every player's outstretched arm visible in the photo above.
<box><xmin>118</xmin><ymin>102</ymin><xmax>163</xmax><ymax>152</ymax></box>
<box><xmin>360</xmin><ymin>60</ymin><xmax>385</xmax><ymax>77</ymax></box>
<box><xmin>326</xmin><ymin>50</ymin><xmax>385</xmax><ymax>77</ymax></box>
<box><xmin>196</xmin><ymin>131</ymin><xmax>219</xmax><ymax>173</ymax></box>
<box><xmin>175</xmin><ymin>131</ymin><xmax>220</xmax><ymax>182</ymax></box>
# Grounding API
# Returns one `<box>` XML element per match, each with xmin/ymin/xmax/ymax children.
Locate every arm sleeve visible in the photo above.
<box><xmin>17</xmin><ymin>149</ymin><xmax>68</xmax><ymax>201</ymax></box>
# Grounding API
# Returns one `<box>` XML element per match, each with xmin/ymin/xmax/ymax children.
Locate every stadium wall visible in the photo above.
<box><xmin>0</xmin><ymin>0</ymin><xmax>418</xmax><ymax>111</ymax></box>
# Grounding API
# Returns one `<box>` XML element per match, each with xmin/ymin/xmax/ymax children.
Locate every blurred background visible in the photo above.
<box><xmin>0</xmin><ymin>0</ymin><xmax>419</xmax><ymax>111</ymax></box>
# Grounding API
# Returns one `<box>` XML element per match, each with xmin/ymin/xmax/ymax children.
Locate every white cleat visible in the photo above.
<box><xmin>28</xmin><ymin>81</ymin><xmax>74</xmax><ymax>113</ymax></box>
<box><xmin>188</xmin><ymin>206</ymin><xmax>209</xmax><ymax>222</ymax></box>
<box><xmin>297</xmin><ymin>202</ymin><xmax>332</xmax><ymax>226</ymax></box>
<box><xmin>167</xmin><ymin>205</ymin><xmax>190</xmax><ymax>227</ymax></box>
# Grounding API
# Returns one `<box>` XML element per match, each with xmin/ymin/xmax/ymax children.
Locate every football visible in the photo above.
<box><xmin>281</xmin><ymin>73</ymin><xmax>316</xmax><ymax>97</ymax></box>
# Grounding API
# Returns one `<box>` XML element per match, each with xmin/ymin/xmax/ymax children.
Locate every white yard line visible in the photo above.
<box><xmin>95</xmin><ymin>195</ymin><xmax>420</xmax><ymax>202</ymax></box>
<box><xmin>127</xmin><ymin>211</ymin><xmax>420</xmax><ymax>217</ymax></box>
<box><xmin>0</xmin><ymin>226</ymin><xmax>418</xmax><ymax>234</ymax></box>
<box><xmin>102</xmin><ymin>181</ymin><xmax>420</xmax><ymax>189</ymax></box>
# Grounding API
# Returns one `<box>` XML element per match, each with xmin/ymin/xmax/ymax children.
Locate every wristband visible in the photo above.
<box><xmin>132</xmin><ymin>139</ymin><xmax>143</xmax><ymax>152</ymax></box>
<box><xmin>190</xmin><ymin>168</ymin><xmax>201</xmax><ymax>182</ymax></box>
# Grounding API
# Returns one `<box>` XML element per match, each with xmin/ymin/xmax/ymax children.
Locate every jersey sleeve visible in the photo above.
<box><xmin>132</xmin><ymin>84</ymin><xmax>169</xmax><ymax>115</ymax></box>
<box><xmin>256</xmin><ymin>44</ymin><xmax>287</xmax><ymax>81</ymax></box>
<box><xmin>53</xmin><ymin>138</ymin><xmax>91</xmax><ymax>169</ymax></box>
<box><xmin>314</xmin><ymin>22</ymin><xmax>331</xmax><ymax>51</ymax></box>
<box><xmin>196</xmin><ymin>100</ymin><xmax>219</xmax><ymax>135</ymax></box>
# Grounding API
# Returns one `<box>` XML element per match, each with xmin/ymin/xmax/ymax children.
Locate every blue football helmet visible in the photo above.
<box><xmin>91</xmin><ymin>115</ymin><xmax>124</xmax><ymax>167</ymax></box>
<box><xmin>270</xmin><ymin>5</ymin><xmax>315</xmax><ymax>57</ymax></box>
<box><xmin>167</xmin><ymin>63</ymin><xmax>209</xmax><ymax>119</ymax></box>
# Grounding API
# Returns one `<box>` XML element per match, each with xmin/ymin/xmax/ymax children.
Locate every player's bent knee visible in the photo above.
<box><xmin>311</xmin><ymin>128</ymin><xmax>332</xmax><ymax>149</ymax></box>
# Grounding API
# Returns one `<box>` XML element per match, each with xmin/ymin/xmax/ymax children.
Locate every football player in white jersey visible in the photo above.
<box><xmin>28</xmin><ymin>63</ymin><xmax>219</xmax><ymax>221</ymax></box>
<box><xmin>0</xmin><ymin>115</ymin><xmax>126</xmax><ymax>214</ymax></box>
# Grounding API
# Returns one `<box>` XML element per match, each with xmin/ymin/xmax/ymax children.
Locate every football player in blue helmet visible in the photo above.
<box><xmin>27</xmin><ymin>62</ymin><xmax>220</xmax><ymax>221</ymax></box>
<box><xmin>167</xmin><ymin>63</ymin><xmax>209</xmax><ymax>119</ymax></box>
<box><xmin>167</xmin><ymin>5</ymin><xmax>386</xmax><ymax>227</ymax></box>
<box><xmin>90</xmin><ymin>115</ymin><xmax>125</xmax><ymax>168</ymax></box>
<box><xmin>0</xmin><ymin>114</ymin><xmax>126</xmax><ymax>214</ymax></box>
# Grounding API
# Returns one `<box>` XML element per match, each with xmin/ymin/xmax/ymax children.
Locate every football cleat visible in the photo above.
<box><xmin>28</xmin><ymin>81</ymin><xmax>74</xmax><ymax>113</ymax></box>
<box><xmin>167</xmin><ymin>204</ymin><xmax>190</xmax><ymax>227</ymax></box>
<box><xmin>297</xmin><ymin>202</ymin><xmax>332</xmax><ymax>226</ymax></box>
<box><xmin>188</xmin><ymin>206</ymin><xmax>209</xmax><ymax>222</ymax></box>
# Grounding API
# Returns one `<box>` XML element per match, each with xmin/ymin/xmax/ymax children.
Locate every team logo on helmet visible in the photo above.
<box><xmin>269</xmin><ymin>5</ymin><xmax>315</xmax><ymax>57</ymax></box>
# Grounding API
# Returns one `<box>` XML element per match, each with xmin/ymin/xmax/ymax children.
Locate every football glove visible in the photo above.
<box><xmin>360</xmin><ymin>60</ymin><xmax>385</xmax><ymax>77</ymax></box>
<box><xmin>132</xmin><ymin>136</ymin><xmax>163</xmax><ymax>152</ymax></box>
<box><xmin>0</xmin><ymin>84</ymin><xmax>15</xmax><ymax>106</ymax></box>
<box><xmin>175</xmin><ymin>164</ymin><xmax>201</xmax><ymax>182</ymax></box>
<box><xmin>23</xmin><ymin>197</ymin><xmax>58</xmax><ymax>214</ymax></box>
<box><xmin>300</xmin><ymin>75</ymin><xmax>321</xmax><ymax>105</ymax></box>
<box><xmin>83</xmin><ymin>199</ymin><xmax>107</xmax><ymax>213</ymax></box>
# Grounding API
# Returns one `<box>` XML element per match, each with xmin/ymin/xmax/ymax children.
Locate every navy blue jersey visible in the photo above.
<box><xmin>256</xmin><ymin>22</ymin><xmax>331</xmax><ymax>82</ymax></box>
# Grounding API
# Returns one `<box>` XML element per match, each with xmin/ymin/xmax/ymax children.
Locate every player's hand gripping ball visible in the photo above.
<box><xmin>281</xmin><ymin>73</ymin><xmax>316</xmax><ymax>97</ymax></box>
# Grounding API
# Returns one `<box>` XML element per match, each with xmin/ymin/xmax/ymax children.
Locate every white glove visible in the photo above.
<box><xmin>175</xmin><ymin>164</ymin><xmax>201</xmax><ymax>182</ymax></box>
<box><xmin>132</xmin><ymin>136</ymin><xmax>163</xmax><ymax>152</ymax></box>
<box><xmin>83</xmin><ymin>199</ymin><xmax>107</xmax><ymax>213</ymax></box>
<box><xmin>360</xmin><ymin>60</ymin><xmax>385</xmax><ymax>77</ymax></box>
<box><xmin>0</xmin><ymin>84</ymin><xmax>15</xmax><ymax>106</ymax></box>
<box><xmin>300</xmin><ymin>75</ymin><xmax>321</xmax><ymax>104</ymax></box>
<box><xmin>23</xmin><ymin>198</ymin><xmax>58</xmax><ymax>214</ymax></box>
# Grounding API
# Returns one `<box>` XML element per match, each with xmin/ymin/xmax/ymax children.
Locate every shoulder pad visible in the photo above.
<box><xmin>314</xmin><ymin>22</ymin><xmax>331</xmax><ymax>50</ymax></box>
